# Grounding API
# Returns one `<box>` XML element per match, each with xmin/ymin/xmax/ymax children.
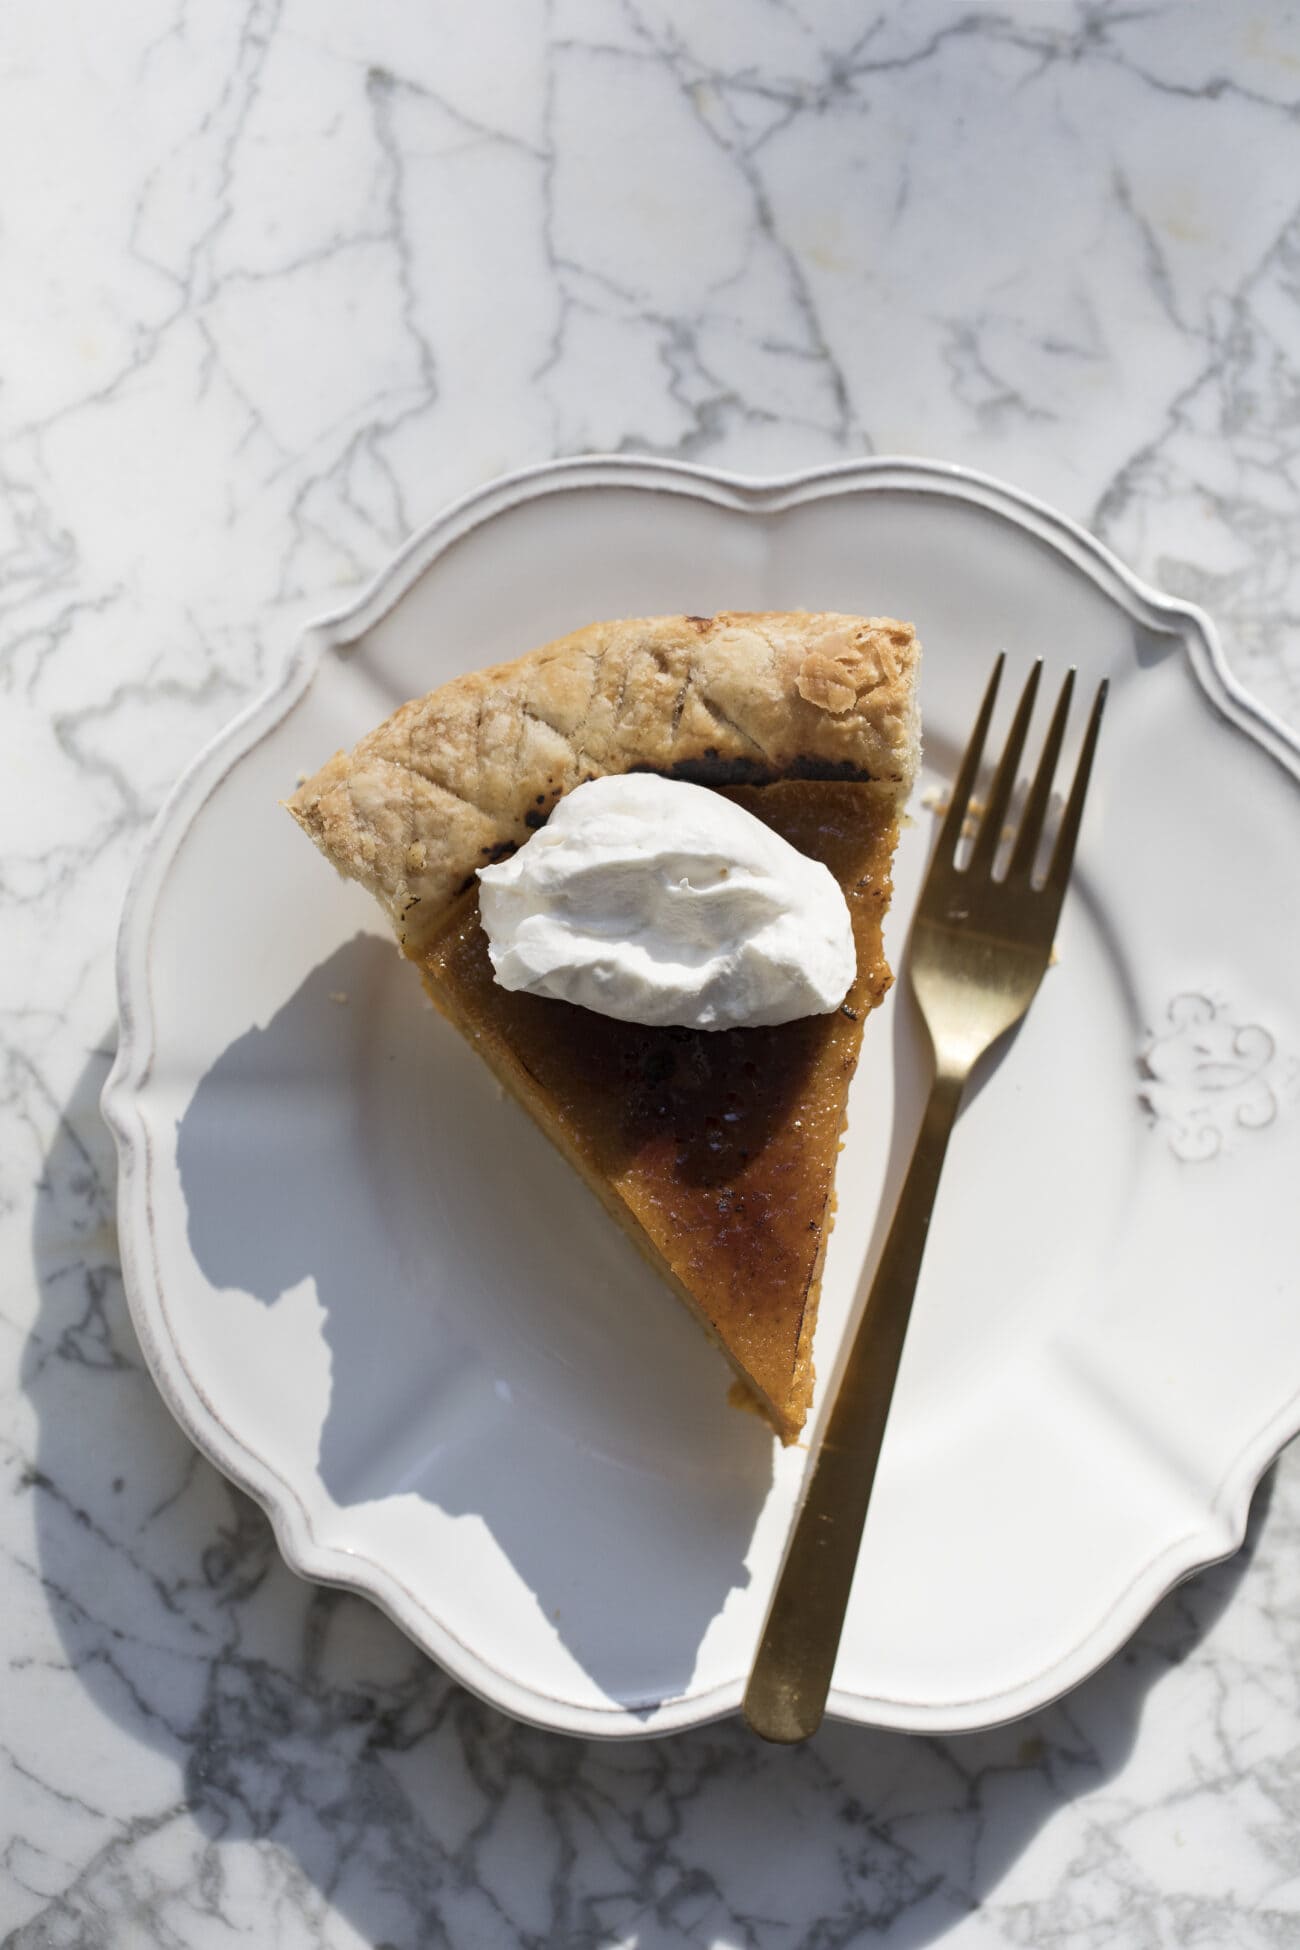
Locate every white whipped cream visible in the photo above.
<box><xmin>477</xmin><ymin>773</ymin><xmax>855</xmax><ymax>1030</ymax></box>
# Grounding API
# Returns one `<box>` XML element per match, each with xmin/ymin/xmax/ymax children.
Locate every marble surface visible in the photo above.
<box><xmin>3</xmin><ymin>1</ymin><xmax>1300</xmax><ymax>1943</ymax></box>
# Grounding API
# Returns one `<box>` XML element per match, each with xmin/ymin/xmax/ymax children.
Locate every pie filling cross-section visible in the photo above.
<box><xmin>287</xmin><ymin>611</ymin><xmax>920</xmax><ymax>1441</ymax></box>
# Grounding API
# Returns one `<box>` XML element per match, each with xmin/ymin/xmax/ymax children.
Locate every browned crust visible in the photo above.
<box><xmin>287</xmin><ymin>611</ymin><xmax>920</xmax><ymax>954</ymax></box>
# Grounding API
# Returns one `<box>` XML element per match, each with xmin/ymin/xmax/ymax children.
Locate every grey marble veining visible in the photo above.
<box><xmin>3</xmin><ymin>1</ymin><xmax>1300</xmax><ymax>1944</ymax></box>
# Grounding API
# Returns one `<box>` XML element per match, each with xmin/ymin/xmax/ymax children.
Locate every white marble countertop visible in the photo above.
<box><xmin>4</xmin><ymin>3</ymin><xmax>1300</xmax><ymax>1944</ymax></box>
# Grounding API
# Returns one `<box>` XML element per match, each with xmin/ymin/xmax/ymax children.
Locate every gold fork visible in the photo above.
<box><xmin>743</xmin><ymin>655</ymin><xmax>1108</xmax><ymax>1744</ymax></box>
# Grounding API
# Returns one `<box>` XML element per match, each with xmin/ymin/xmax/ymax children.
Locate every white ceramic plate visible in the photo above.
<box><xmin>103</xmin><ymin>456</ymin><xmax>1300</xmax><ymax>1739</ymax></box>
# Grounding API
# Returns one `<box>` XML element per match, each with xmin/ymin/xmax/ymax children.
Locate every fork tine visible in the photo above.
<box><xmin>1007</xmin><ymin>667</ymin><xmax>1075</xmax><ymax>880</ymax></box>
<box><xmin>934</xmin><ymin>653</ymin><xmax>1004</xmax><ymax>864</ymax></box>
<box><xmin>1044</xmin><ymin>679</ymin><xmax>1108</xmax><ymax>897</ymax></box>
<box><xmin>968</xmin><ymin>660</ymin><xmax>1042</xmax><ymax>875</ymax></box>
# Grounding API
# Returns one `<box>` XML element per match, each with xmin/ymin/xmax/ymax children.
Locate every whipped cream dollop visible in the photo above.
<box><xmin>477</xmin><ymin>774</ymin><xmax>856</xmax><ymax>1030</ymax></box>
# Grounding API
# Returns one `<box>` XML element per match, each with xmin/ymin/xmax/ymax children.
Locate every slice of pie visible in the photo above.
<box><xmin>288</xmin><ymin>611</ymin><xmax>919</xmax><ymax>1441</ymax></box>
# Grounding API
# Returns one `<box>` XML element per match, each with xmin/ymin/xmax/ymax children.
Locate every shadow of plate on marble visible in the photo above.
<box><xmin>172</xmin><ymin>937</ymin><xmax>775</xmax><ymax>1713</ymax></box>
<box><xmin>23</xmin><ymin>1051</ymin><xmax>1280</xmax><ymax>1947</ymax></box>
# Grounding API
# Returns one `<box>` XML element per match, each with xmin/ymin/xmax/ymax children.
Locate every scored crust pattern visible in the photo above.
<box><xmin>288</xmin><ymin>611</ymin><xmax>919</xmax><ymax>952</ymax></box>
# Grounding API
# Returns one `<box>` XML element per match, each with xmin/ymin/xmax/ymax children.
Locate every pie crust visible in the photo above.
<box><xmin>289</xmin><ymin>611</ymin><xmax>918</xmax><ymax>955</ymax></box>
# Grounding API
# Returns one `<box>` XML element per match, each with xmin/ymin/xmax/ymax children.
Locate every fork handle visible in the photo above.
<box><xmin>743</xmin><ymin>1065</ymin><xmax>966</xmax><ymax>1743</ymax></box>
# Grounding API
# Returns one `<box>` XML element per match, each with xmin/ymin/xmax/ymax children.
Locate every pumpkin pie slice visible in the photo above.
<box><xmin>288</xmin><ymin>612</ymin><xmax>919</xmax><ymax>1441</ymax></box>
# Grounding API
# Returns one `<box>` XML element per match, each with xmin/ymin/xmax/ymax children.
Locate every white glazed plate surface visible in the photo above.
<box><xmin>104</xmin><ymin>457</ymin><xmax>1300</xmax><ymax>1738</ymax></box>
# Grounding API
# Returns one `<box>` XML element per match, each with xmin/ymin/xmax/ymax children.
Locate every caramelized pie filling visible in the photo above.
<box><xmin>419</xmin><ymin>782</ymin><xmax>898</xmax><ymax>1430</ymax></box>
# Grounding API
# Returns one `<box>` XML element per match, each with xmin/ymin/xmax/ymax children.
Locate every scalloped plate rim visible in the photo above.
<box><xmin>102</xmin><ymin>452</ymin><xmax>1300</xmax><ymax>1738</ymax></box>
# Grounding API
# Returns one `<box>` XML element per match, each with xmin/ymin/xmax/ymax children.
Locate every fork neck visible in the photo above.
<box><xmin>922</xmin><ymin>1061</ymin><xmax>965</xmax><ymax>1148</ymax></box>
<box><xmin>880</xmin><ymin>1060</ymin><xmax>966</xmax><ymax>1279</ymax></box>
<box><xmin>930</xmin><ymin>1050</ymin><xmax>972</xmax><ymax>1100</ymax></box>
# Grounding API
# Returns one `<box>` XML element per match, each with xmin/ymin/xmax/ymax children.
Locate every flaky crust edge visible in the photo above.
<box><xmin>286</xmin><ymin>610</ymin><xmax>919</xmax><ymax>953</ymax></box>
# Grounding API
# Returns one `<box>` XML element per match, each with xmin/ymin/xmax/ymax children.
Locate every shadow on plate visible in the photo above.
<box><xmin>173</xmin><ymin>935</ymin><xmax>775</xmax><ymax>1712</ymax></box>
<box><xmin>23</xmin><ymin>1040</ymin><xmax>1284</xmax><ymax>1948</ymax></box>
